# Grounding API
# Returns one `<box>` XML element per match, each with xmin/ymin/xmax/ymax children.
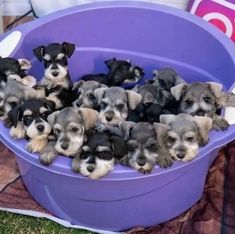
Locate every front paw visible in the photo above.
<box><xmin>138</xmin><ymin>167</ymin><xmax>152</xmax><ymax>174</ymax></box>
<box><xmin>39</xmin><ymin>151</ymin><xmax>57</xmax><ymax>166</ymax></box>
<box><xmin>10</xmin><ymin>125</ymin><xmax>25</xmax><ymax>139</ymax></box>
<box><xmin>156</xmin><ymin>155</ymin><xmax>174</xmax><ymax>168</ymax></box>
<box><xmin>212</xmin><ymin>117</ymin><xmax>229</xmax><ymax>131</ymax></box>
<box><xmin>72</xmin><ymin>157</ymin><xmax>80</xmax><ymax>173</ymax></box>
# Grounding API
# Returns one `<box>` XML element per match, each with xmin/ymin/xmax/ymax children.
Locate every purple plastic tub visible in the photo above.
<box><xmin>1</xmin><ymin>1</ymin><xmax>235</xmax><ymax>232</ymax></box>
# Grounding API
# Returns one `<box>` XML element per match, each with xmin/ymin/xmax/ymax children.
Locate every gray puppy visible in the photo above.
<box><xmin>39</xmin><ymin>107</ymin><xmax>98</xmax><ymax>166</ymax></box>
<box><xmin>72</xmin><ymin>80</ymin><xmax>107</xmax><ymax>109</ymax></box>
<box><xmin>95</xmin><ymin>86</ymin><xmax>142</xmax><ymax>135</ymax></box>
<box><xmin>119</xmin><ymin>121</ymin><xmax>173</xmax><ymax>174</ymax></box>
<box><xmin>171</xmin><ymin>81</ymin><xmax>235</xmax><ymax>130</ymax></box>
<box><xmin>160</xmin><ymin>113</ymin><xmax>212</xmax><ymax>162</ymax></box>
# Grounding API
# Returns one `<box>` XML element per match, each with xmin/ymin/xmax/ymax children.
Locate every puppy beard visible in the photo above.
<box><xmin>180</xmin><ymin>102</ymin><xmax>214</xmax><ymax>116</ymax></box>
<box><xmin>79</xmin><ymin>158</ymin><xmax>115</xmax><ymax>179</ymax></box>
<box><xmin>98</xmin><ymin>111</ymin><xmax>127</xmax><ymax>126</ymax></box>
<box><xmin>169</xmin><ymin>144</ymin><xmax>199</xmax><ymax>162</ymax></box>
<box><xmin>55</xmin><ymin>135</ymin><xmax>83</xmax><ymax>156</ymax></box>
<box><xmin>26</xmin><ymin>120</ymin><xmax>51</xmax><ymax>139</ymax></box>
<box><xmin>44</xmin><ymin>65</ymin><xmax>68</xmax><ymax>86</ymax></box>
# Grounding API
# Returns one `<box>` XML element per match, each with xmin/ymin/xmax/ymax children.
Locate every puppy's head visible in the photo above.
<box><xmin>95</xmin><ymin>87</ymin><xmax>142</xmax><ymax>126</ymax></box>
<box><xmin>120</xmin><ymin>121</ymin><xmax>159</xmax><ymax>173</ymax></box>
<box><xmin>160</xmin><ymin>113</ymin><xmax>212</xmax><ymax>162</ymax></box>
<box><xmin>48</xmin><ymin>107</ymin><xmax>98</xmax><ymax>156</ymax></box>
<box><xmin>171</xmin><ymin>82</ymin><xmax>222</xmax><ymax>116</ymax></box>
<box><xmin>72</xmin><ymin>80</ymin><xmax>107</xmax><ymax>109</ymax></box>
<box><xmin>8</xmin><ymin>99</ymin><xmax>55</xmax><ymax>139</ymax></box>
<box><xmin>105</xmin><ymin>58</ymin><xmax>144</xmax><ymax>86</ymax></box>
<box><xmin>33</xmin><ymin>42</ymin><xmax>75</xmax><ymax>82</ymax></box>
<box><xmin>0</xmin><ymin>57</ymin><xmax>31</xmax><ymax>87</ymax></box>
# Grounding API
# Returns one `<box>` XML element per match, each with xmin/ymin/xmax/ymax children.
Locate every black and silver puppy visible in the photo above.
<box><xmin>160</xmin><ymin>113</ymin><xmax>212</xmax><ymax>162</ymax></box>
<box><xmin>39</xmin><ymin>107</ymin><xmax>98</xmax><ymax>166</ymax></box>
<box><xmin>171</xmin><ymin>82</ymin><xmax>235</xmax><ymax>130</ymax></box>
<box><xmin>119</xmin><ymin>121</ymin><xmax>173</xmax><ymax>174</ymax></box>
<box><xmin>72</xmin><ymin>129</ymin><xmax>127</xmax><ymax>179</ymax></box>
<box><xmin>8</xmin><ymin>99</ymin><xmax>55</xmax><ymax>153</ymax></box>
<box><xmin>33</xmin><ymin>42</ymin><xmax>76</xmax><ymax>108</ymax></box>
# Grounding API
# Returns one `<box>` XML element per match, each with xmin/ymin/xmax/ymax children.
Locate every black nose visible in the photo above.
<box><xmin>61</xmin><ymin>142</ymin><xmax>69</xmax><ymax>150</ymax></box>
<box><xmin>36</xmin><ymin>124</ymin><xmax>45</xmax><ymax>132</ymax></box>
<box><xmin>137</xmin><ymin>156</ymin><xmax>146</xmax><ymax>166</ymax></box>
<box><xmin>87</xmin><ymin>165</ymin><xmax>95</xmax><ymax>173</ymax></box>
<box><xmin>105</xmin><ymin>111</ymin><xmax>114</xmax><ymax>122</ymax></box>
<box><xmin>196</xmin><ymin>110</ymin><xmax>205</xmax><ymax>116</ymax></box>
<box><xmin>176</xmin><ymin>152</ymin><xmax>185</xmax><ymax>159</ymax></box>
<box><xmin>52</xmin><ymin>71</ymin><xmax>59</xmax><ymax>77</ymax></box>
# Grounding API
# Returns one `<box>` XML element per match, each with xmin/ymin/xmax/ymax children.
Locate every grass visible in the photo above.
<box><xmin>0</xmin><ymin>211</ymin><xmax>96</xmax><ymax>234</ymax></box>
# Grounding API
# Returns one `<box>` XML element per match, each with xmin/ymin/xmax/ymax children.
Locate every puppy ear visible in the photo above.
<box><xmin>72</xmin><ymin>80</ymin><xmax>84</xmax><ymax>91</ymax></box>
<box><xmin>47</xmin><ymin>111</ymin><xmax>60</xmax><ymax>126</ymax></box>
<box><xmin>170</xmin><ymin>83</ymin><xmax>187</xmax><ymax>101</ymax></box>
<box><xmin>119</xmin><ymin>121</ymin><xmax>135</xmax><ymax>140</ymax></box>
<box><xmin>206</xmin><ymin>82</ymin><xmax>223</xmax><ymax>99</ymax></box>
<box><xmin>33</xmin><ymin>46</ymin><xmax>45</xmax><ymax>62</ymax></box>
<box><xmin>18</xmin><ymin>59</ymin><xmax>31</xmax><ymax>70</ymax></box>
<box><xmin>126</xmin><ymin>90</ymin><xmax>142</xmax><ymax>110</ymax></box>
<box><xmin>193</xmin><ymin>116</ymin><xmax>212</xmax><ymax>146</ymax></box>
<box><xmin>8</xmin><ymin>104</ymin><xmax>22</xmax><ymax>128</ymax></box>
<box><xmin>159</xmin><ymin>114</ymin><xmax>176</xmax><ymax>125</ymax></box>
<box><xmin>94</xmin><ymin>87</ymin><xmax>107</xmax><ymax>104</ymax></box>
<box><xmin>175</xmin><ymin>75</ymin><xmax>186</xmax><ymax>85</ymax></box>
<box><xmin>78</xmin><ymin>108</ymin><xmax>98</xmax><ymax>130</ymax></box>
<box><xmin>104</xmin><ymin>58</ymin><xmax>117</xmax><ymax>69</ymax></box>
<box><xmin>62</xmin><ymin>42</ymin><xmax>75</xmax><ymax>58</ymax></box>
<box><xmin>110</xmin><ymin>135</ymin><xmax>128</xmax><ymax>159</ymax></box>
<box><xmin>153</xmin><ymin>122</ymin><xmax>170</xmax><ymax>146</ymax></box>
<box><xmin>44</xmin><ymin>100</ymin><xmax>55</xmax><ymax>111</ymax></box>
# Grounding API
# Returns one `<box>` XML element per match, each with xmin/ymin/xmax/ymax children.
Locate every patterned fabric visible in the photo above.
<box><xmin>0</xmin><ymin>141</ymin><xmax>235</xmax><ymax>233</ymax></box>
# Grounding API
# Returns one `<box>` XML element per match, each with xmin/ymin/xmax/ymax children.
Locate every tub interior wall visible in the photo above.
<box><xmin>12</xmin><ymin>7</ymin><xmax>235</xmax><ymax>88</ymax></box>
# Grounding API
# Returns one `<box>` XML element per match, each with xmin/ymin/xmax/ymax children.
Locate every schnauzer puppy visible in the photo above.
<box><xmin>33</xmin><ymin>42</ymin><xmax>76</xmax><ymax>108</ymax></box>
<box><xmin>171</xmin><ymin>82</ymin><xmax>235</xmax><ymax>130</ymax></box>
<box><xmin>0</xmin><ymin>56</ymin><xmax>32</xmax><ymax>87</ymax></box>
<box><xmin>39</xmin><ymin>107</ymin><xmax>98</xmax><ymax>166</ymax></box>
<box><xmin>119</xmin><ymin>121</ymin><xmax>173</xmax><ymax>174</ymax></box>
<box><xmin>159</xmin><ymin>113</ymin><xmax>212</xmax><ymax>162</ymax></box>
<box><xmin>72</xmin><ymin>129</ymin><xmax>127</xmax><ymax>179</ymax></box>
<box><xmin>8</xmin><ymin>99</ymin><xmax>55</xmax><ymax>153</ymax></box>
<box><xmin>94</xmin><ymin>86</ymin><xmax>142</xmax><ymax>136</ymax></box>
<box><xmin>72</xmin><ymin>80</ymin><xmax>107</xmax><ymax>109</ymax></box>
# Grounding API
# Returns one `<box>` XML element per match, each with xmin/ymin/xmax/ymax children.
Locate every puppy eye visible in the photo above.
<box><xmin>167</xmin><ymin>136</ymin><xmax>176</xmax><ymax>144</ymax></box>
<box><xmin>185</xmin><ymin>99</ymin><xmax>193</xmax><ymax>106</ymax></box>
<box><xmin>40</xmin><ymin>113</ymin><xmax>48</xmax><ymax>120</ymax></box>
<box><xmin>71</xmin><ymin>127</ymin><xmax>79</xmax><ymax>133</ymax></box>
<box><xmin>147</xmin><ymin>143</ymin><xmax>157</xmax><ymax>152</ymax></box>
<box><xmin>24</xmin><ymin>115</ymin><xmax>33</xmax><ymax>122</ymax></box>
<box><xmin>54</xmin><ymin>128</ymin><xmax>61</xmax><ymax>135</ymax></box>
<box><xmin>80</xmin><ymin>152</ymin><xmax>90</xmax><ymax>160</ymax></box>
<box><xmin>186</xmin><ymin>136</ymin><xmax>195</xmax><ymax>142</ymax></box>
<box><xmin>128</xmin><ymin>143</ymin><xmax>136</xmax><ymax>152</ymax></box>
<box><xmin>116</xmin><ymin>103</ymin><xmax>124</xmax><ymax>110</ymax></box>
<box><xmin>88</xmin><ymin>93</ymin><xmax>96</xmax><ymax>100</ymax></box>
<box><xmin>203</xmin><ymin>96</ymin><xmax>211</xmax><ymax>103</ymax></box>
<box><xmin>97</xmin><ymin>151</ymin><xmax>113</xmax><ymax>160</ymax></box>
<box><xmin>100</xmin><ymin>102</ymin><xmax>107</xmax><ymax>109</ymax></box>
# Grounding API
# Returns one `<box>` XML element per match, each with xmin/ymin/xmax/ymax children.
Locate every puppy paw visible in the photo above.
<box><xmin>212</xmin><ymin>117</ymin><xmax>229</xmax><ymax>131</ymax></box>
<box><xmin>138</xmin><ymin>168</ymin><xmax>152</xmax><ymax>174</ymax></box>
<box><xmin>72</xmin><ymin>157</ymin><xmax>80</xmax><ymax>173</ymax></box>
<box><xmin>10</xmin><ymin>125</ymin><xmax>25</xmax><ymax>139</ymax></box>
<box><xmin>156</xmin><ymin>155</ymin><xmax>174</xmax><ymax>168</ymax></box>
<box><xmin>39</xmin><ymin>151</ymin><xmax>56</xmax><ymax>166</ymax></box>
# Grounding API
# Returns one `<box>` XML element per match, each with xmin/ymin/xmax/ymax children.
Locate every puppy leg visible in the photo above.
<box><xmin>212</xmin><ymin>115</ymin><xmax>229</xmax><ymax>131</ymax></box>
<box><xmin>156</xmin><ymin>149</ymin><xmax>174</xmax><ymax>168</ymax></box>
<box><xmin>10</xmin><ymin>122</ymin><xmax>25</xmax><ymax>139</ymax></box>
<box><xmin>39</xmin><ymin>141</ymin><xmax>57</xmax><ymax>166</ymax></box>
<box><xmin>27</xmin><ymin>137</ymin><xmax>48</xmax><ymax>153</ymax></box>
<box><xmin>72</xmin><ymin>155</ymin><xmax>81</xmax><ymax>173</ymax></box>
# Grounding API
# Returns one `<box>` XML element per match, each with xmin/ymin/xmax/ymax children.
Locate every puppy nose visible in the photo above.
<box><xmin>137</xmin><ymin>156</ymin><xmax>146</xmax><ymax>166</ymax></box>
<box><xmin>37</xmin><ymin>124</ymin><xmax>45</xmax><ymax>132</ymax></box>
<box><xmin>176</xmin><ymin>152</ymin><xmax>185</xmax><ymax>159</ymax></box>
<box><xmin>196</xmin><ymin>110</ymin><xmax>205</xmax><ymax>116</ymax></box>
<box><xmin>52</xmin><ymin>71</ymin><xmax>59</xmax><ymax>77</ymax></box>
<box><xmin>87</xmin><ymin>165</ymin><xmax>95</xmax><ymax>173</ymax></box>
<box><xmin>105</xmin><ymin>111</ymin><xmax>114</xmax><ymax>122</ymax></box>
<box><xmin>61</xmin><ymin>142</ymin><xmax>69</xmax><ymax>150</ymax></box>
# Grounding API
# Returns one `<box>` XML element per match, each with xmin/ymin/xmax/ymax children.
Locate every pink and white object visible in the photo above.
<box><xmin>188</xmin><ymin>0</ymin><xmax>235</xmax><ymax>42</ymax></box>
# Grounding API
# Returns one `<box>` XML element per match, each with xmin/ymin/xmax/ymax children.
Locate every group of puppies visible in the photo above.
<box><xmin>0</xmin><ymin>41</ymin><xmax>235</xmax><ymax>179</ymax></box>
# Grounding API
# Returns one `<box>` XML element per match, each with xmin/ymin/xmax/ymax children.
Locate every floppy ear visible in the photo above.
<box><xmin>44</xmin><ymin>100</ymin><xmax>55</xmax><ymax>112</ymax></box>
<box><xmin>175</xmin><ymin>75</ymin><xmax>186</xmax><ymax>85</ymax></box>
<box><xmin>159</xmin><ymin>114</ymin><xmax>177</xmax><ymax>125</ymax></box>
<box><xmin>33</xmin><ymin>46</ymin><xmax>45</xmax><ymax>62</ymax></box>
<box><xmin>72</xmin><ymin>80</ymin><xmax>84</xmax><ymax>91</ymax></box>
<box><xmin>126</xmin><ymin>90</ymin><xmax>142</xmax><ymax>110</ymax></box>
<box><xmin>104</xmin><ymin>58</ymin><xmax>117</xmax><ymax>69</ymax></box>
<box><xmin>206</xmin><ymin>82</ymin><xmax>223</xmax><ymax>99</ymax></box>
<box><xmin>62</xmin><ymin>42</ymin><xmax>75</xmax><ymax>58</ymax></box>
<box><xmin>18</xmin><ymin>59</ymin><xmax>31</xmax><ymax>70</ymax></box>
<box><xmin>193</xmin><ymin>116</ymin><xmax>212</xmax><ymax>146</ymax></box>
<box><xmin>78</xmin><ymin>108</ymin><xmax>98</xmax><ymax>130</ymax></box>
<box><xmin>8</xmin><ymin>104</ymin><xmax>22</xmax><ymax>128</ymax></box>
<box><xmin>47</xmin><ymin>110</ymin><xmax>60</xmax><ymax>126</ymax></box>
<box><xmin>119</xmin><ymin>121</ymin><xmax>135</xmax><ymax>140</ymax></box>
<box><xmin>170</xmin><ymin>83</ymin><xmax>187</xmax><ymax>101</ymax></box>
<box><xmin>110</xmin><ymin>135</ymin><xmax>128</xmax><ymax>159</ymax></box>
<box><xmin>94</xmin><ymin>87</ymin><xmax>107</xmax><ymax>104</ymax></box>
<box><xmin>153</xmin><ymin>122</ymin><xmax>170</xmax><ymax>146</ymax></box>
